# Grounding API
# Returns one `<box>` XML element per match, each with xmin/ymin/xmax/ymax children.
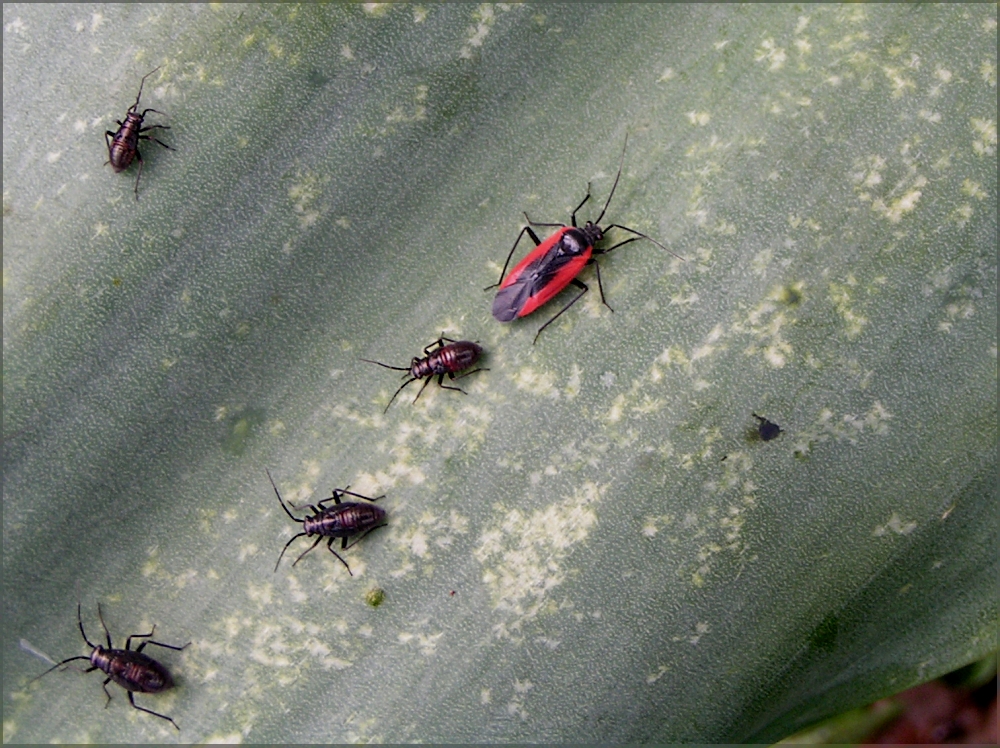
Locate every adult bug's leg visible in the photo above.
<box><xmin>132</xmin><ymin>150</ymin><xmax>145</xmax><ymax>199</ymax></box>
<box><xmin>136</xmin><ymin>639</ymin><xmax>190</xmax><ymax>654</ymax></box>
<box><xmin>138</xmin><ymin>131</ymin><xmax>174</xmax><ymax>151</ymax></box>
<box><xmin>485</xmin><ymin>226</ymin><xmax>543</xmax><ymax>290</ymax></box>
<box><xmin>591</xmin><ymin>259</ymin><xmax>613</xmax><ymax>312</ymax></box>
<box><xmin>101</xmin><ymin>677</ymin><xmax>114</xmax><ymax>707</ymax></box>
<box><xmin>290</xmin><ymin>535</ymin><xmax>323</xmax><ymax>567</ymax></box>
<box><xmin>316</xmin><ymin>490</ymin><xmax>345</xmax><ymax>510</ymax></box>
<box><xmin>128</xmin><ymin>691</ymin><xmax>180</xmax><ymax>731</ymax></box>
<box><xmin>342</xmin><ymin>523</ymin><xmax>388</xmax><ymax>551</ymax></box>
<box><xmin>592</xmin><ymin>235</ymin><xmax>640</xmax><ymax>257</ymax></box>
<box><xmin>409</xmin><ymin>375</ymin><xmax>435</xmax><ymax>404</ymax></box>
<box><xmin>423</xmin><ymin>336</ymin><xmax>452</xmax><ymax>355</ymax></box>
<box><xmin>451</xmin><ymin>367</ymin><xmax>488</xmax><ymax>382</ymax></box>
<box><xmin>435</xmin><ymin>372</ymin><xmax>467</xmax><ymax>395</ymax></box>
<box><xmin>125</xmin><ymin>626</ymin><xmax>156</xmax><ymax>651</ymax></box>
<box><xmin>532</xmin><ymin>278</ymin><xmax>590</xmax><ymax>345</ymax></box>
<box><xmin>336</xmin><ymin>489</ymin><xmax>386</xmax><ymax>502</ymax></box>
<box><xmin>569</xmin><ymin>184</ymin><xmax>592</xmax><ymax>228</ymax></box>
<box><xmin>324</xmin><ymin>537</ymin><xmax>353</xmax><ymax>575</ymax></box>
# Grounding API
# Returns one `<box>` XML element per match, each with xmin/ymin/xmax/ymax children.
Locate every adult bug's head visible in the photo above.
<box><xmin>580</xmin><ymin>220</ymin><xmax>605</xmax><ymax>247</ymax></box>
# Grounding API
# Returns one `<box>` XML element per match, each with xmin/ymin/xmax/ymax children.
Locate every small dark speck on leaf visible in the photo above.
<box><xmin>777</xmin><ymin>284</ymin><xmax>804</xmax><ymax>306</ymax></box>
<box><xmin>306</xmin><ymin>70</ymin><xmax>329</xmax><ymax>88</ymax></box>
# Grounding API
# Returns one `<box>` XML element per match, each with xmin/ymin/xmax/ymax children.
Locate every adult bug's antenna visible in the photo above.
<box><xmin>267</xmin><ymin>470</ymin><xmax>311</xmax><ymax>572</ymax></box>
<box><xmin>266</xmin><ymin>469</ymin><xmax>303</xmax><ymax>524</ymax></box>
<box><xmin>28</xmin><ymin>603</ymin><xmax>96</xmax><ymax>685</ymax></box>
<box><xmin>360</xmin><ymin>358</ymin><xmax>418</xmax><ymax>413</ymax></box>
<box><xmin>131</xmin><ymin>66</ymin><xmax>161</xmax><ymax>112</ymax></box>
<box><xmin>593</xmin><ymin>133</ymin><xmax>629</xmax><ymax>227</ymax></box>
<box><xmin>359</xmin><ymin>358</ymin><xmax>409</xmax><ymax>372</ymax></box>
<box><xmin>594</xmin><ymin>133</ymin><xmax>687</xmax><ymax>261</ymax></box>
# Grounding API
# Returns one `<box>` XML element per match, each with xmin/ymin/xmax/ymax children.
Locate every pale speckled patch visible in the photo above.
<box><xmin>754</xmin><ymin>38</ymin><xmax>787</xmax><ymax>71</ymax></box>
<box><xmin>385</xmin><ymin>85</ymin><xmax>428</xmax><ymax>124</ymax></box>
<box><xmin>287</xmin><ymin>169</ymin><xmax>328</xmax><ymax>229</ymax></box>
<box><xmin>475</xmin><ymin>482</ymin><xmax>602</xmax><ymax>640</ymax></box>
<box><xmin>873</xmin><ymin>512</ymin><xmax>917</xmax><ymax>537</ymax></box>
<box><xmin>512</xmin><ymin>366</ymin><xmax>559</xmax><ymax>398</ymax></box>
<box><xmin>459</xmin><ymin>4</ymin><xmax>514</xmax><ymax>59</ymax></box>
<box><xmin>828</xmin><ymin>276</ymin><xmax>868</xmax><ymax>339</ymax></box>
<box><xmin>203</xmin><ymin>733</ymin><xmax>243</xmax><ymax>744</ymax></box>
<box><xmin>732</xmin><ymin>290</ymin><xmax>798</xmax><ymax>368</ymax></box>
<box><xmin>505</xmin><ymin>678</ymin><xmax>534</xmax><ymax>720</ymax></box>
<box><xmin>389</xmin><ymin>508</ymin><xmax>469</xmax><ymax>576</ymax></box>
<box><xmin>397</xmin><ymin>627</ymin><xmax>444</xmax><ymax>656</ymax></box>
<box><xmin>646</xmin><ymin>664</ymin><xmax>670</xmax><ymax>684</ymax></box>
<box><xmin>672</xmin><ymin>621</ymin><xmax>711</xmax><ymax>645</ymax></box>
<box><xmin>221</xmin><ymin>614</ymin><xmax>357</xmax><ymax>677</ymax></box>
<box><xmin>791</xmin><ymin>401</ymin><xmax>893</xmax><ymax>457</ymax></box>
<box><xmin>971</xmin><ymin>117</ymin><xmax>996</xmax><ymax>156</ymax></box>
<box><xmin>679</xmin><ymin>449</ymin><xmax>757</xmax><ymax>587</ymax></box>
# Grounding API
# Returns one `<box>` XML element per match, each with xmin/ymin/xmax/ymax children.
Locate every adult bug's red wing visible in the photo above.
<box><xmin>492</xmin><ymin>227</ymin><xmax>593</xmax><ymax>321</ymax></box>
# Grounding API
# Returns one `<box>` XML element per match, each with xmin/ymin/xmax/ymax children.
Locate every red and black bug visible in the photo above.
<box><xmin>488</xmin><ymin>136</ymin><xmax>685</xmax><ymax>343</ymax></box>
<box><xmin>268</xmin><ymin>470</ymin><xmax>388</xmax><ymax>576</ymax></box>
<box><xmin>361</xmin><ymin>336</ymin><xmax>487</xmax><ymax>413</ymax></box>
<box><xmin>105</xmin><ymin>67</ymin><xmax>174</xmax><ymax>199</ymax></box>
<box><xmin>29</xmin><ymin>603</ymin><xmax>189</xmax><ymax>731</ymax></box>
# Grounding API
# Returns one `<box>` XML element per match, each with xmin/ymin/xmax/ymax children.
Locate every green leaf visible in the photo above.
<box><xmin>3</xmin><ymin>4</ymin><xmax>996</xmax><ymax>743</ymax></box>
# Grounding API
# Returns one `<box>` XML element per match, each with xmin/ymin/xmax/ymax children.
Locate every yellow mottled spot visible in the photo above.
<box><xmin>873</xmin><ymin>512</ymin><xmax>917</xmax><ymax>537</ymax></box>
<box><xmin>980</xmin><ymin>60</ymin><xmax>996</xmax><ymax>87</ymax></box>
<box><xmin>873</xmin><ymin>185</ymin><xmax>923</xmax><ymax>223</ymax></box>
<box><xmin>202</xmin><ymin>732</ymin><xmax>244</xmax><ymax>744</ymax></box>
<box><xmin>961</xmin><ymin>179</ymin><xmax>987</xmax><ymax>200</ymax></box>
<box><xmin>564</xmin><ymin>364</ymin><xmax>582</xmax><ymax>399</ymax></box>
<box><xmin>656</xmin><ymin>346</ymin><xmax>689</xmax><ymax>367</ymax></box>
<box><xmin>686</xmin><ymin>111</ymin><xmax>711</xmax><ymax>126</ymax></box>
<box><xmin>971</xmin><ymin>117</ymin><xmax>996</xmax><ymax>156</ymax></box>
<box><xmin>754</xmin><ymin>39</ymin><xmax>786</xmax><ymax>70</ymax></box>
<box><xmin>513</xmin><ymin>367</ymin><xmax>558</xmax><ymax>398</ymax></box>
<box><xmin>828</xmin><ymin>280</ymin><xmax>867</xmax><ymax>339</ymax></box>
<box><xmin>606</xmin><ymin>394</ymin><xmax>625</xmax><ymax>423</ymax></box>
<box><xmin>475</xmin><ymin>483</ymin><xmax>601</xmax><ymax>639</ymax></box>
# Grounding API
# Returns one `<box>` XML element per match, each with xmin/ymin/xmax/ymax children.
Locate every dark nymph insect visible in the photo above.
<box><xmin>488</xmin><ymin>134</ymin><xmax>685</xmax><ymax>343</ymax></box>
<box><xmin>361</xmin><ymin>336</ymin><xmax>487</xmax><ymax>413</ymax></box>
<box><xmin>29</xmin><ymin>602</ymin><xmax>189</xmax><ymax>730</ymax></box>
<box><xmin>105</xmin><ymin>66</ymin><xmax>174</xmax><ymax>199</ymax></box>
<box><xmin>268</xmin><ymin>469</ymin><xmax>387</xmax><ymax>576</ymax></box>
<box><xmin>753</xmin><ymin>413</ymin><xmax>783</xmax><ymax>441</ymax></box>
